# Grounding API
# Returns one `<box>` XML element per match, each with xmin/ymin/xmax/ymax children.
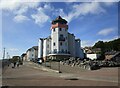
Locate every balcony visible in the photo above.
<box><xmin>59</xmin><ymin>37</ymin><xmax>65</xmax><ymax>41</ymax></box>
<box><xmin>48</xmin><ymin>51</ymin><xmax>70</xmax><ymax>56</ymax></box>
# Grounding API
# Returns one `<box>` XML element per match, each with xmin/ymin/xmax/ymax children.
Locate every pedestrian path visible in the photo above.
<box><xmin>24</xmin><ymin>61</ymin><xmax>118</xmax><ymax>83</ymax></box>
<box><xmin>2</xmin><ymin>61</ymin><xmax>118</xmax><ymax>86</ymax></box>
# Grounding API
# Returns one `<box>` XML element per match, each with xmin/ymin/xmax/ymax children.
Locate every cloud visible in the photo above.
<box><xmin>31</xmin><ymin>4</ymin><xmax>52</xmax><ymax>26</ymax></box>
<box><xmin>81</xmin><ymin>40</ymin><xmax>95</xmax><ymax>47</ymax></box>
<box><xmin>63</xmin><ymin>2</ymin><xmax>106</xmax><ymax>23</ymax></box>
<box><xmin>97</xmin><ymin>36</ymin><xmax>118</xmax><ymax>42</ymax></box>
<box><xmin>0</xmin><ymin>0</ymin><xmax>20</xmax><ymax>11</ymax></box>
<box><xmin>81</xmin><ymin>36</ymin><xmax>118</xmax><ymax>47</ymax></box>
<box><xmin>98</xmin><ymin>28</ymin><xmax>115</xmax><ymax>36</ymax></box>
<box><xmin>9</xmin><ymin>48</ymin><xmax>19</xmax><ymax>52</ymax></box>
<box><xmin>31</xmin><ymin>13</ymin><xmax>50</xmax><ymax>26</ymax></box>
<box><xmin>0</xmin><ymin>0</ymin><xmax>40</xmax><ymax>12</ymax></box>
<box><xmin>1</xmin><ymin>1</ymin><xmax>116</xmax><ymax>25</ymax></box>
<box><xmin>0</xmin><ymin>0</ymin><xmax>40</xmax><ymax>23</ymax></box>
<box><xmin>103</xmin><ymin>2</ymin><xmax>115</xmax><ymax>6</ymax></box>
<box><xmin>53</xmin><ymin>8</ymin><xmax>66</xmax><ymax>18</ymax></box>
<box><xmin>93</xmin><ymin>0</ymin><xmax>119</xmax><ymax>2</ymax></box>
<box><xmin>13</xmin><ymin>15</ymin><xmax>30</xmax><ymax>23</ymax></box>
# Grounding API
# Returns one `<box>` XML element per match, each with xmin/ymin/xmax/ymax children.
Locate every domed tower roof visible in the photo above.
<box><xmin>52</xmin><ymin>16</ymin><xmax>67</xmax><ymax>24</ymax></box>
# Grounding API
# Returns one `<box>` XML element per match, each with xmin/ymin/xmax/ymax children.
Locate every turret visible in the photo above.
<box><xmin>50</xmin><ymin>16</ymin><xmax>69</xmax><ymax>54</ymax></box>
<box><xmin>51</xmin><ymin>16</ymin><xmax>68</xmax><ymax>30</ymax></box>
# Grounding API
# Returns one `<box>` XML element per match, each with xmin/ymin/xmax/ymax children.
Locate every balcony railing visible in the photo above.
<box><xmin>49</xmin><ymin>51</ymin><xmax>70</xmax><ymax>54</ymax></box>
<box><xmin>59</xmin><ymin>37</ymin><xmax>65</xmax><ymax>41</ymax></box>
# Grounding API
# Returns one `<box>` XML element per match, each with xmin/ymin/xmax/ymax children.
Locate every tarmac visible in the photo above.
<box><xmin>1</xmin><ymin>61</ymin><xmax>119</xmax><ymax>86</ymax></box>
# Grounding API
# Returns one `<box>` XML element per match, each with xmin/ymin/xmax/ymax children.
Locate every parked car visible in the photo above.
<box><xmin>37</xmin><ymin>59</ymin><xmax>42</xmax><ymax>64</ymax></box>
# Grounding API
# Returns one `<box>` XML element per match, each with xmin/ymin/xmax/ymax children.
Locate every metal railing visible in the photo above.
<box><xmin>59</xmin><ymin>37</ymin><xmax>65</xmax><ymax>41</ymax></box>
<box><xmin>49</xmin><ymin>51</ymin><xmax>70</xmax><ymax>54</ymax></box>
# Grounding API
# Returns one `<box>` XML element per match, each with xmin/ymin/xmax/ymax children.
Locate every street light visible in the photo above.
<box><xmin>2</xmin><ymin>47</ymin><xmax>5</xmax><ymax>69</ymax></box>
<box><xmin>58</xmin><ymin>57</ymin><xmax>62</xmax><ymax>73</ymax></box>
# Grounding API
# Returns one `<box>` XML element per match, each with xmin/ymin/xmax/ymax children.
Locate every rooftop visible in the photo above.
<box><xmin>51</xmin><ymin>16</ymin><xmax>67</xmax><ymax>24</ymax></box>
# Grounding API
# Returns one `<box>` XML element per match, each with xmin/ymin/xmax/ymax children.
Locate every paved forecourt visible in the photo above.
<box><xmin>2</xmin><ymin>61</ymin><xmax>119</xmax><ymax>86</ymax></box>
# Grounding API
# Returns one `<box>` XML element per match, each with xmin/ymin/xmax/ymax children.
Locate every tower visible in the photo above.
<box><xmin>51</xmin><ymin>16</ymin><xmax>69</xmax><ymax>54</ymax></box>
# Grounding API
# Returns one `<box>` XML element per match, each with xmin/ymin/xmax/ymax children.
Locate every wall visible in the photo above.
<box><xmin>58</xmin><ymin>28</ymin><xmax>68</xmax><ymax>53</ymax></box>
<box><xmin>43</xmin><ymin>39</ymin><xmax>47</xmax><ymax>57</ymax></box>
<box><xmin>87</xmin><ymin>54</ymin><xmax>100</xmax><ymax>60</ymax></box>
<box><xmin>68</xmin><ymin>33</ymin><xmax>75</xmax><ymax>57</ymax></box>
<box><xmin>26</xmin><ymin>50</ymin><xmax>31</xmax><ymax>61</ymax></box>
<box><xmin>38</xmin><ymin>39</ymin><xmax>43</xmax><ymax>58</ymax></box>
<box><xmin>51</xmin><ymin>28</ymin><xmax>59</xmax><ymax>53</ymax></box>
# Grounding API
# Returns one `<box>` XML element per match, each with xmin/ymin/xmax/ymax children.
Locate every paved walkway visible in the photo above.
<box><xmin>2</xmin><ymin>61</ymin><xmax>119</xmax><ymax>86</ymax></box>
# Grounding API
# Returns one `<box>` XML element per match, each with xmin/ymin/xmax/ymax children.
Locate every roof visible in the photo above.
<box><xmin>21</xmin><ymin>53</ymin><xmax>26</xmax><ymax>57</ymax></box>
<box><xmin>26</xmin><ymin>46</ymin><xmax>38</xmax><ymax>52</ymax></box>
<box><xmin>32</xmin><ymin>46</ymin><xmax>38</xmax><ymax>50</ymax></box>
<box><xmin>105</xmin><ymin>51</ymin><xmax>117</xmax><ymax>55</ymax></box>
<box><xmin>52</xmin><ymin>16</ymin><xmax>67</xmax><ymax>24</ymax></box>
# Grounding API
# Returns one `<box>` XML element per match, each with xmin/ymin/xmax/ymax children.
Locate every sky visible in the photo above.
<box><xmin>0</xmin><ymin>0</ymin><xmax>119</xmax><ymax>59</ymax></box>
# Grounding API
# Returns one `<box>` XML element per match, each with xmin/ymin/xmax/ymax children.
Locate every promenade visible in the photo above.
<box><xmin>2</xmin><ymin>61</ymin><xmax>119</xmax><ymax>86</ymax></box>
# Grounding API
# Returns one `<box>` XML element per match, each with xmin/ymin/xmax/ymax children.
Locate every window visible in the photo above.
<box><xmin>65</xmin><ymin>50</ymin><xmax>67</xmax><ymax>53</ymax></box>
<box><xmin>61</xmin><ymin>49</ymin><xmax>64</xmax><ymax>52</ymax></box>
<box><xmin>54</xmin><ymin>49</ymin><xmax>57</xmax><ymax>53</ymax></box>
<box><xmin>60</xmin><ymin>34</ymin><xmax>63</xmax><ymax>37</ymax></box>
<box><xmin>53</xmin><ymin>42</ymin><xmax>55</xmax><ymax>46</ymax></box>
<box><xmin>59</xmin><ymin>34</ymin><xmax>65</xmax><ymax>41</ymax></box>
<box><xmin>59</xmin><ymin>28</ymin><xmax>62</xmax><ymax>31</ymax></box>
<box><xmin>60</xmin><ymin>42</ymin><xmax>62</xmax><ymax>46</ymax></box>
<box><xmin>65</xmin><ymin>42</ymin><xmax>67</xmax><ymax>46</ymax></box>
<box><xmin>47</xmin><ymin>45</ymin><xmax>49</xmax><ymax>48</ymax></box>
<box><xmin>53</xmin><ymin>28</ymin><xmax>55</xmax><ymax>32</ymax></box>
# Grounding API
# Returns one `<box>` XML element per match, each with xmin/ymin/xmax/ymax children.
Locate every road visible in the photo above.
<box><xmin>2</xmin><ymin>61</ymin><xmax>119</xmax><ymax>86</ymax></box>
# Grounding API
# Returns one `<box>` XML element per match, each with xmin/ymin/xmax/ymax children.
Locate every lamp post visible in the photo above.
<box><xmin>2</xmin><ymin>48</ymin><xmax>5</xmax><ymax>68</ymax></box>
<box><xmin>58</xmin><ymin>57</ymin><xmax>62</xmax><ymax>73</ymax></box>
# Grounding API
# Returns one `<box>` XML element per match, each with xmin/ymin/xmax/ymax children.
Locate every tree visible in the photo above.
<box><xmin>92</xmin><ymin>38</ymin><xmax>120</xmax><ymax>60</ymax></box>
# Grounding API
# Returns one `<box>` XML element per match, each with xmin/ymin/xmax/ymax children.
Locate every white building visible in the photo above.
<box><xmin>26</xmin><ymin>46</ymin><xmax>38</xmax><ymax>61</ymax></box>
<box><xmin>87</xmin><ymin>54</ymin><xmax>101</xmax><ymax>60</ymax></box>
<box><xmin>38</xmin><ymin>16</ymin><xmax>84</xmax><ymax>61</ymax></box>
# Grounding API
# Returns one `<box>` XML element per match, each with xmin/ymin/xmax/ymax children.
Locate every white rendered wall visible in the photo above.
<box><xmin>43</xmin><ymin>39</ymin><xmax>47</xmax><ymax>57</ymax></box>
<box><xmin>26</xmin><ymin>50</ymin><xmax>32</xmax><ymax>61</ymax></box>
<box><xmin>75</xmin><ymin>39</ymin><xmax>84</xmax><ymax>59</ymax></box>
<box><xmin>27</xmin><ymin>49</ymin><xmax>37</xmax><ymax>61</ymax></box>
<box><xmin>87</xmin><ymin>54</ymin><xmax>100</xmax><ymax>60</ymax></box>
<box><xmin>79</xmin><ymin>40</ymin><xmax>84</xmax><ymax>59</ymax></box>
<box><xmin>75</xmin><ymin>40</ymin><xmax>80</xmax><ymax>58</ymax></box>
<box><xmin>38</xmin><ymin>39</ymin><xmax>43</xmax><ymax>58</ymax></box>
<box><xmin>46</xmin><ymin>38</ymin><xmax>51</xmax><ymax>55</ymax></box>
<box><xmin>38</xmin><ymin>39</ymin><xmax>41</xmax><ymax>58</ymax></box>
<box><xmin>31</xmin><ymin>49</ymin><xmax>35</xmax><ymax>59</ymax></box>
<box><xmin>51</xmin><ymin>28</ymin><xmax>59</xmax><ymax>53</ymax></box>
<box><xmin>51</xmin><ymin>27</ymin><xmax>68</xmax><ymax>53</ymax></box>
<box><xmin>58</xmin><ymin>28</ymin><xmax>68</xmax><ymax>52</ymax></box>
<box><xmin>26</xmin><ymin>51</ymin><xmax>30</xmax><ymax>61</ymax></box>
<box><xmin>68</xmin><ymin>33</ymin><xmax>75</xmax><ymax>57</ymax></box>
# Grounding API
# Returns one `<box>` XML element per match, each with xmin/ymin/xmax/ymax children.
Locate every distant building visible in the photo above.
<box><xmin>105</xmin><ymin>51</ymin><xmax>120</xmax><ymax>61</ymax></box>
<box><xmin>21</xmin><ymin>53</ymin><xmax>27</xmax><ymax>61</ymax></box>
<box><xmin>86</xmin><ymin>54</ymin><xmax>101</xmax><ymax>60</ymax></box>
<box><xmin>38</xmin><ymin>16</ymin><xmax>84</xmax><ymax>61</ymax></box>
<box><xmin>26</xmin><ymin>46</ymin><xmax>38</xmax><ymax>61</ymax></box>
<box><xmin>83</xmin><ymin>47</ymin><xmax>101</xmax><ymax>60</ymax></box>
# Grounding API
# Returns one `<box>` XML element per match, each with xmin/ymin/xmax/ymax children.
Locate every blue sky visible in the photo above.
<box><xmin>0</xmin><ymin>1</ymin><xmax>118</xmax><ymax>58</ymax></box>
